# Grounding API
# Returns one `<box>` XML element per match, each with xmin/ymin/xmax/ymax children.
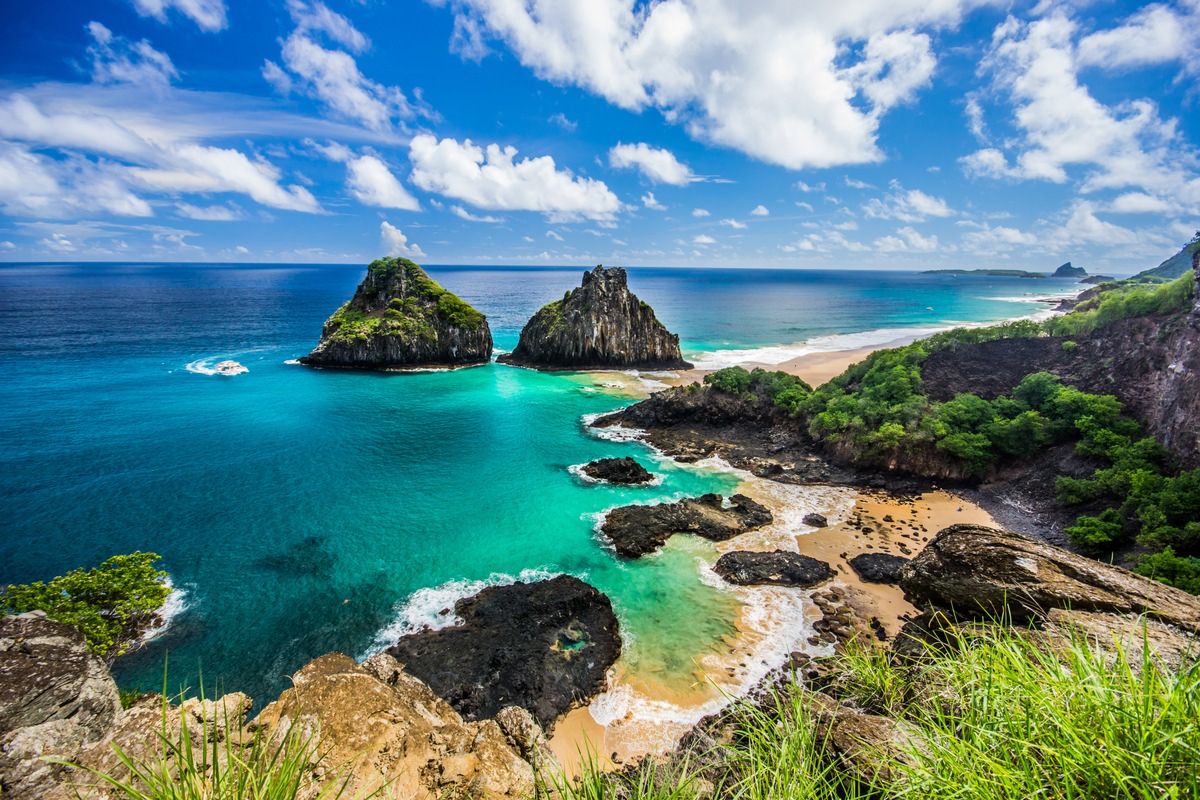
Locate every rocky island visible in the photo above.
<box><xmin>499</xmin><ymin>266</ymin><xmax>692</xmax><ymax>370</ymax></box>
<box><xmin>301</xmin><ymin>257</ymin><xmax>492</xmax><ymax>370</ymax></box>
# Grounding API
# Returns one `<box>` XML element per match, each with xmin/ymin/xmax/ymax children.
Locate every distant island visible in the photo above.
<box><xmin>923</xmin><ymin>261</ymin><xmax>1091</xmax><ymax>280</ymax></box>
<box><xmin>923</xmin><ymin>268</ymin><xmax>1049</xmax><ymax>278</ymax></box>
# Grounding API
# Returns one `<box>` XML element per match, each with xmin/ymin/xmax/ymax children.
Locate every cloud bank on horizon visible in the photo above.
<box><xmin>0</xmin><ymin>0</ymin><xmax>1196</xmax><ymax>270</ymax></box>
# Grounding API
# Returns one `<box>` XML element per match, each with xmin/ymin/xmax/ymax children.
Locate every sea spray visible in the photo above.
<box><xmin>360</xmin><ymin>567</ymin><xmax>563</xmax><ymax>659</ymax></box>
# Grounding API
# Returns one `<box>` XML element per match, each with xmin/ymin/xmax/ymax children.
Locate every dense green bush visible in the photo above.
<box><xmin>1</xmin><ymin>552</ymin><xmax>170</xmax><ymax>657</ymax></box>
<box><xmin>703</xmin><ymin>367</ymin><xmax>811</xmax><ymax>413</ymax></box>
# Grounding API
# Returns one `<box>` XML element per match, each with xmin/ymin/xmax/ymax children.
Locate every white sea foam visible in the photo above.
<box><xmin>684</xmin><ymin>285</ymin><xmax>1088</xmax><ymax>372</ymax></box>
<box><xmin>140</xmin><ymin>577</ymin><xmax>189</xmax><ymax>642</ymax></box>
<box><xmin>685</xmin><ymin>325</ymin><xmax>952</xmax><ymax>370</ymax></box>
<box><xmin>580</xmin><ymin>411</ymin><xmax>650</xmax><ymax>445</ymax></box>
<box><xmin>577</xmin><ymin>460</ymin><xmax>855</xmax><ymax>759</ymax></box>
<box><xmin>361</xmin><ymin>567</ymin><xmax>563</xmax><ymax>659</ymax></box>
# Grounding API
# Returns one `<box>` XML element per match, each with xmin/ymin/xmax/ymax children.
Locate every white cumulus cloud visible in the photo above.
<box><xmin>750</xmin><ymin>205</ymin><xmax>769</xmax><ymax>216</ymax></box>
<box><xmin>132</xmin><ymin>0</ymin><xmax>227</xmax><ymax>32</ymax></box>
<box><xmin>436</xmin><ymin>0</ymin><xmax>971</xmax><ymax>169</ymax></box>
<box><xmin>380</xmin><ymin>220</ymin><xmax>424</xmax><ymax>257</ymax></box>
<box><xmin>965</xmin><ymin>12</ymin><xmax>1200</xmax><ymax>212</ymax></box>
<box><xmin>87</xmin><ymin>22</ymin><xmax>178</xmax><ymax>88</ymax></box>
<box><xmin>344</xmin><ymin>154</ymin><xmax>420</xmax><ymax>210</ymax></box>
<box><xmin>408</xmin><ymin>134</ymin><xmax>620</xmax><ymax>220</ymax></box>
<box><xmin>264</xmin><ymin>1</ymin><xmax>413</xmax><ymax>131</ymax></box>
<box><xmin>864</xmin><ymin>181</ymin><xmax>954</xmax><ymax>222</ymax></box>
<box><xmin>608</xmin><ymin>142</ymin><xmax>694</xmax><ymax>185</ymax></box>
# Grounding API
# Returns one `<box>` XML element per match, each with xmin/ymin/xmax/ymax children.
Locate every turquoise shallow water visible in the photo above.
<box><xmin>0</xmin><ymin>263</ymin><xmax>1081</xmax><ymax>703</ymax></box>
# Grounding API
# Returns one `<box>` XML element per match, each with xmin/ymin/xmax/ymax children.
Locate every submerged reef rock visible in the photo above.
<box><xmin>714</xmin><ymin>550</ymin><xmax>834</xmax><ymax>587</ymax></box>
<box><xmin>899</xmin><ymin>525</ymin><xmax>1200</xmax><ymax>633</ymax></box>
<box><xmin>580</xmin><ymin>456</ymin><xmax>655</xmax><ymax>485</ymax></box>
<box><xmin>601</xmin><ymin>493</ymin><xmax>773</xmax><ymax>558</ymax></box>
<box><xmin>301</xmin><ymin>257</ymin><xmax>492</xmax><ymax>369</ymax></box>
<box><xmin>499</xmin><ymin>266</ymin><xmax>691</xmax><ymax>370</ymax></box>
<box><xmin>385</xmin><ymin>576</ymin><xmax>620</xmax><ymax>732</ymax></box>
<box><xmin>848</xmin><ymin>553</ymin><xmax>910</xmax><ymax>585</ymax></box>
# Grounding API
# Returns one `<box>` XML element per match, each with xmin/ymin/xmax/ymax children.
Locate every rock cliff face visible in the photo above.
<box><xmin>3</xmin><ymin>611</ymin><xmax>545</xmax><ymax>800</ymax></box>
<box><xmin>921</xmin><ymin>273</ymin><xmax>1200</xmax><ymax>466</ymax></box>
<box><xmin>0</xmin><ymin>612</ymin><xmax>122</xmax><ymax>797</ymax></box>
<box><xmin>499</xmin><ymin>266</ymin><xmax>691</xmax><ymax>370</ymax></box>
<box><xmin>301</xmin><ymin>257</ymin><xmax>492</xmax><ymax>369</ymax></box>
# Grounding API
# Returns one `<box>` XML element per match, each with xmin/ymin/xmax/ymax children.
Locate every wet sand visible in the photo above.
<box><xmin>546</xmin><ymin>476</ymin><xmax>997</xmax><ymax>777</ymax></box>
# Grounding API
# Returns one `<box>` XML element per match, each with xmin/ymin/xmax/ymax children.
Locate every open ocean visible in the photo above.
<box><xmin>0</xmin><ymin>262</ymin><xmax>1081</xmax><ymax>713</ymax></box>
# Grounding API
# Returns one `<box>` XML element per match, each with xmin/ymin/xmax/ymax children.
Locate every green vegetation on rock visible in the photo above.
<box><xmin>700</xmin><ymin>274</ymin><xmax>1200</xmax><ymax>593</ymax></box>
<box><xmin>324</xmin><ymin>257</ymin><xmax>484</xmax><ymax>345</ymax></box>
<box><xmin>1</xmin><ymin>552</ymin><xmax>170</xmax><ymax>657</ymax></box>
<box><xmin>1132</xmin><ymin>231</ymin><xmax>1200</xmax><ymax>282</ymax></box>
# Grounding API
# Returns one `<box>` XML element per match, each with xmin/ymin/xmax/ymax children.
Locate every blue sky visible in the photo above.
<box><xmin>1</xmin><ymin>0</ymin><xmax>1197</xmax><ymax>271</ymax></box>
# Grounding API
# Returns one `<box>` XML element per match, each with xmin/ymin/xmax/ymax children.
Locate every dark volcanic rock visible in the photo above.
<box><xmin>580</xmin><ymin>457</ymin><xmax>655</xmax><ymax>485</ymax></box>
<box><xmin>803</xmin><ymin>513</ymin><xmax>829</xmax><ymax>528</ymax></box>
<box><xmin>714</xmin><ymin>550</ymin><xmax>834</xmax><ymax>587</ymax></box>
<box><xmin>601</xmin><ymin>494</ymin><xmax>773</xmax><ymax>558</ymax></box>
<box><xmin>899</xmin><ymin>525</ymin><xmax>1200</xmax><ymax>633</ymax></box>
<box><xmin>499</xmin><ymin>266</ymin><xmax>691</xmax><ymax>370</ymax></box>
<box><xmin>301</xmin><ymin>257</ymin><xmax>492</xmax><ymax>369</ymax></box>
<box><xmin>385</xmin><ymin>576</ymin><xmax>620</xmax><ymax>732</ymax></box>
<box><xmin>848</xmin><ymin>553</ymin><xmax>909</xmax><ymax>584</ymax></box>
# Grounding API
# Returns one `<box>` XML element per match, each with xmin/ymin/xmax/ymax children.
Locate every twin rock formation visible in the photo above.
<box><xmin>303</xmin><ymin>260</ymin><xmax>688</xmax><ymax>371</ymax></box>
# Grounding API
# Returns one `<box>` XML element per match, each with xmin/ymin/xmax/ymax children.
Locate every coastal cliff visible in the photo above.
<box><xmin>499</xmin><ymin>266</ymin><xmax>691</xmax><ymax>370</ymax></box>
<box><xmin>301</xmin><ymin>257</ymin><xmax>492</xmax><ymax>369</ymax></box>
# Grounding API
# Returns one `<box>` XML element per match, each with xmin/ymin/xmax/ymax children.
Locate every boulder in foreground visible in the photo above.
<box><xmin>301</xmin><ymin>257</ymin><xmax>492</xmax><ymax>369</ymax></box>
<box><xmin>499</xmin><ymin>266</ymin><xmax>691</xmax><ymax>370</ymax></box>
<box><xmin>386</xmin><ymin>575</ymin><xmax>620</xmax><ymax>732</ymax></box>
<box><xmin>899</xmin><ymin>524</ymin><xmax>1200</xmax><ymax>633</ymax></box>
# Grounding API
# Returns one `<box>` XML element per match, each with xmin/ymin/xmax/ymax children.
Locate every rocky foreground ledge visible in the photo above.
<box><xmin>499</xmin><ymin>266</ymin><xmax>692</xmax><ymax>370</ymax></box>
<box><xmin>5</xmin><ymin>527</ymin><xmax>1200</xmax><ymax>798</ymax></box>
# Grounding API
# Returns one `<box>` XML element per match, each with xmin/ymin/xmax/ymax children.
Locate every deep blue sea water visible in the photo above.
<box><xmin>0</xmin><ymin>263</ymin><xmax>1081</xmax><ymax>709</ymax></box>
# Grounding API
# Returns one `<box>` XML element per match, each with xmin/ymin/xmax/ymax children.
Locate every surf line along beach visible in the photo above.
<box><xmin>543</xmin><ymin>341</ymin><xmax>1002</xmax><ymax>773</ymax></box>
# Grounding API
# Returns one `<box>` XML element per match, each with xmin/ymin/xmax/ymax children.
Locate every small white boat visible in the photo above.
<box><xmin>214</xmin><ymin>360</ymin><xmax>248</xmax><ymax>376</ymax></box>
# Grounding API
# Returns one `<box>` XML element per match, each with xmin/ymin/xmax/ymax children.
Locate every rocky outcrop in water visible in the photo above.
<box><xmin>1052</xmin><ymin>262</ymin><xmax>1086</xmax><ymax>279</ymax></box>
<box><xmin>580</xmin><ymin>457</ymin><xmax>655</xmax><ymax>484</ymax></box>
<box><xmin>386</xmin><ymin>576</ymin><xmax>620</xmax><ymax>732</ymax></box>
<box><xmin>601</xmin><ymin>494</ymin><xmax>773</xmax><ymax>558</ymax></box>
<box><xmin>499</xmin><ymin>266</ymin><xmax>691</xmax><ymax>370</ymax></box>
<box><xmin>301</xmin><ymin>257</ymin><xmax>492</xmax><ymax>369</ymax></box>
<box><xmin>714</xmin><ymin>550</ymin><xmax>834</xmax><ymax>587</ymax></box>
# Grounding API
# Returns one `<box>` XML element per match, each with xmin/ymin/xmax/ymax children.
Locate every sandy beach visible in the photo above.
<box><xmin>546</xmin><ymin>472</ymin><xmax>998</xmax><ymax>777</ymax></box>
